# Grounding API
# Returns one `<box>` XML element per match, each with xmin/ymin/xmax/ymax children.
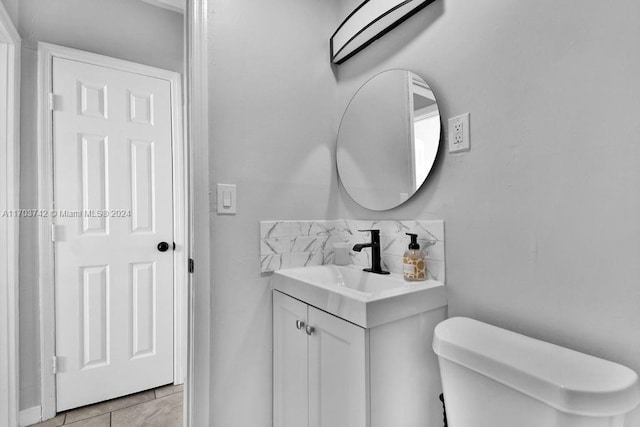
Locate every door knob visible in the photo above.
<box><xmin>157</xmin><ymin>242</ymin><xmax>170</xmax><ymax>252</ymax></box>
<box><xmin>305</xmin><ymin>325</ymin><xmax>315</xmax><ymax>336</ymax></box>
<box><xmin>295</xmin><ymin>320</ymin><xmax>305</xmax><ymax>330</ymax></box>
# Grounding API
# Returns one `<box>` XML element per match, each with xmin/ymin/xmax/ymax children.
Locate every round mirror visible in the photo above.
<box><xmin>337</xmin><ymin>70</ymin><xmax>441</xmax><ymax>211</ymax></box>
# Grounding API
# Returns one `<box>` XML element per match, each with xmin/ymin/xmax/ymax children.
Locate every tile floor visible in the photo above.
<box><xmin>29</xmin><ymin>384</ymin><xmax>183</xmax><ymax>427</ymax></box>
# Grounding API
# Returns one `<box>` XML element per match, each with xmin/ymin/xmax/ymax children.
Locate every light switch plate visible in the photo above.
<box><xmin>448</xmin><ymin>113</ymin><xmax>470</xmax><ymax>153</ymax></box>
<box><xmin>216</xmin><ymin>184</ymin><xmax>237</xmax><ymax>215</ymax></box>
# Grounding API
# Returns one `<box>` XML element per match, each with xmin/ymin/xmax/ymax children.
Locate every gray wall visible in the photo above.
<box><xmin>336</xmin><ymin>0</ymin><xmax>640</xmax><ymax>424</ymax></box>
<box><xmin>0</xmin><ymin>0</ymin><xmax>17</xmax><ymax>25</ymax></box>
<box><xmin>17</xmin><ymin>0</ymin><xmax>183</xmax><ymax>410</ymax></box>
<box><xmin>17</xmin><ymin>0</ymin><xmax>183</xmax><ymax>72</ymax></box>
<box><xmin>18</xmin><ymin>46</ymin><xmax>40</xmax><ymax>412</ymax></box>
<box><xmin>208</xmin><ymin>0</ymin><xmax>640</xmax><ymax>424</ymax></box>
<box><xmin>207</xmin><ymin>0</ymin><xmax>340</xmax><ymax>424</ymax></box>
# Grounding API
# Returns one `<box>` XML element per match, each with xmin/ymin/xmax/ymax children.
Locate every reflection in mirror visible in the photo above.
<box><xmin>337</xmin><ymin>70</ymin><xmax>441</xmax><ymax>211</ymax></box>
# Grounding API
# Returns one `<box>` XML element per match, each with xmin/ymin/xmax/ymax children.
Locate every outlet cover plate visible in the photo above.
<box><xmin>448</xmin><ymin>113</ymin><xmax>470</xmax><ymax>153</ymax></box>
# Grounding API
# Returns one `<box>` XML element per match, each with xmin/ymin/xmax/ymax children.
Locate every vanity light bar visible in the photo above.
<box><xmin>330</xmin><ymin>0</ymin><xmax>437</xmax><ymax>64</ymax></box>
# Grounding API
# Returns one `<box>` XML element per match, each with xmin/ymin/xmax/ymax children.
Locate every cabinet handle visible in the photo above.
<box><xmin>296</xmin><ymin>320</ymin><xmax>305</xmax><ymax>330</ymax></box>
<box><xmin>305</xmin><ymin>325</ymin><xmax>315</xmax><ymax>336</ymax></box>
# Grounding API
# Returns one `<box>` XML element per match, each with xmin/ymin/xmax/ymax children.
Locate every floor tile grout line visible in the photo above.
<box><xmin>31</xmin><ymin>386</ymin><xmax>183</xmax><ymax>427</ymax></box>
<box><xmin>110</xmin><ymin>391</ymin><xmax>184</xmax><ymax>422</ymax></box>
<box><xmin>62</xmin><ymin>390</ymin><xmax>156</xmax><ymax>425</ymax></box>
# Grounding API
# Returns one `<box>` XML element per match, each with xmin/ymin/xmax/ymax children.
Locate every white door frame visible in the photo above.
<box><xmin>0</xmin><ymin>3</ymin><xmax>20</xmax><ymax>427</ymax></box>
<box><xmin>37</xmin><ymin>42</ymin><xmax>188</xmax><ymax>420</ymax></box>
<box><xmin>185</xmin><ymin>0</ymin><xmax>211</xmax><ymax>426</ymax></box>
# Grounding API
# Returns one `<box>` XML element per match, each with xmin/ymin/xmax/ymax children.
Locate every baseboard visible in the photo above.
<box><xmin>19</xmin><ymin>406</ymin><xmax>41</xmax><ymax>427</ymax></box>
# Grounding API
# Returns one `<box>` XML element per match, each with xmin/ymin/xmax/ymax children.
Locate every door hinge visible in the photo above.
<box><xmin>189</xmin><ymin>258</ymin><xmax>194</xmax><ymax>274</ymax></box>
<box><xmin>48</xmin><ymin>93</ymin><xmax>56</xmax><ymax>111</ymax></box>
<box><xmin>50</xmin><ymin>224</ymin><xmax>57</xmax><ymax>242</ymax></box>
<box><xmin>52</xmin><ymin>356</ymin><xmax>58</xmax><ymax>375</ymax></box>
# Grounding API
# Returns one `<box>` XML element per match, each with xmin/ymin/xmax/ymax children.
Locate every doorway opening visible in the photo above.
<box><xmin>35</xmin><ymin>43</ymin><xmax>188</xmax><ymax>425</ymax></box>
<box><xmin>1</xmin><ymin>1</ymin><xmax>212</xmax><ymax>426</ymax></box>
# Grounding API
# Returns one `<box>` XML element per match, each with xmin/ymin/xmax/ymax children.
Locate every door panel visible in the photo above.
<box><xmin>53</xmin><ymin>57</ymin><xmax>174</xmax><ymax>411</ymax></box>
<box><xmin>273</xmin><ymin>291</ymin><xmax>309</xmax><ymax>427</ymax></box>
<box><xmin>80</xmin><ymin>265</ymin><xmax>109</xmax><ymax>369</ymax></box>
<box><xmin>130</xmin><ymin>139</ymin><xmax>155</xmax><ymax>233</ymax></box>
<box><xmin>131</xmin><ymin>262</ymin><xmax>156</xmax><ymax>358</ymax></box>
<box><xmin>308</xmin><ymin>307</ymin><xmax>368</xmax><ymax>427</ymax></box>
<box><xmin>79</xmin><ymin>133</ymin><xmax>108</xmax><ymax>234</ymax></box>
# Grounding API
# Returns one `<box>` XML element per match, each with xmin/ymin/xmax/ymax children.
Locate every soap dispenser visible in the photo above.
<box><xmin>403</xmin><ymin>233</ymin><xmax>426</xmax><ymax>281</ymax></box>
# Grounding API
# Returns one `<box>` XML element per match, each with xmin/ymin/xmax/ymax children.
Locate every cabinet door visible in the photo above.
<box><xmin>273</xmin><ymin>291</ymin><xmax>309</xmax><ymax>427</ymax></box>
<box><xmin>308</xmin><ymin>307</ymin><xmax>369</xmax><ymax>427</ymax></box>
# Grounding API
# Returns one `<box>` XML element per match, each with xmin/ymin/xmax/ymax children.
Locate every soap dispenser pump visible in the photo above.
<box><xmin>403</xmin><ymin>233</ymin><xmax>426</xmax><ymax>281</ymax></box>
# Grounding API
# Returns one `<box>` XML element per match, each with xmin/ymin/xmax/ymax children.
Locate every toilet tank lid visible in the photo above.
<box><xmin>433</xmin><ymin>317</ymin><xmax>640</xmax><ymax>417</ymax></box>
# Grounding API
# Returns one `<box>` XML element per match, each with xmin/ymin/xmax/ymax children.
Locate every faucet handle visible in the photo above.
<box><xmin>358</xmin><ymin>229</ymin><xmax>380</xmax><ymax>235</ymax></box>
<box><xmin>358</xmin><ymin>229</ymin><xmax>381</xmax><ymax>242</ymax></box>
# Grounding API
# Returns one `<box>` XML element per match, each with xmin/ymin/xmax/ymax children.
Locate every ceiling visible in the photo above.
<box><xmin>140</xmin><ymin>0</ymin><xmax>184</xmax><ymax>14</ymax></box>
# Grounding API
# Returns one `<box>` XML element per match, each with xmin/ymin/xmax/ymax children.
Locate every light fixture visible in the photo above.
<box><xmin>331</xmin><ymin>0</ymin><xmax>437</xmax><ymax>64</ymax></box>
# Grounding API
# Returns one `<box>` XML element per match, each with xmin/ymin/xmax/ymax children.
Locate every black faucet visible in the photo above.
<box><xmin>352</xmin><ymin>229</ymin><xmax>390</xmax><ymax>275</ymax></box>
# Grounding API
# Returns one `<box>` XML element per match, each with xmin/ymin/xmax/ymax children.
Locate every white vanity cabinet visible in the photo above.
<box><xmin>273</xmin><ymin>290</ymin><xmax>368</xmax><ymax>427</ymax></box>
<box><xmin>273</xmin><ymin>289</ymin><xmax>447</xmax><ymax>427</ymax></box>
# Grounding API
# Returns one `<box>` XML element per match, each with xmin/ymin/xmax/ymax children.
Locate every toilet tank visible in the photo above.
<box><xmin>433</xmin><ymin>317</ymin><xmax>640</xmax><ymax>427</ymax></box>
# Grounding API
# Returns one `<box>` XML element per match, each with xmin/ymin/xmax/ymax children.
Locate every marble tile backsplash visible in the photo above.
<box><xmin>260</xmin><ymin>220</ymin><xmax>445</xmax><ymax>282</ymax></box>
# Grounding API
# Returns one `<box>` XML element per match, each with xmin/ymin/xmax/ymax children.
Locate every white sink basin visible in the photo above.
<box><xmin>272</xmin><ymin>265</ymin><xmax>447</xmax><ymax>328</ymax></box>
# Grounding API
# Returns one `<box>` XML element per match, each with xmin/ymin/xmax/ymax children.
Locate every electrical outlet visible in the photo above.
<box><xmin>448</xmin><ymin>113</ymin><xmax>470</xmax><ymax>153</ymax></box>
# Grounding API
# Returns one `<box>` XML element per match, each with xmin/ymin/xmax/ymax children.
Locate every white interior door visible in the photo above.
<box><xmin>52</xmin><ymin>57</ymin><xmax>175</xmax><ymax>411</ymax></box>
